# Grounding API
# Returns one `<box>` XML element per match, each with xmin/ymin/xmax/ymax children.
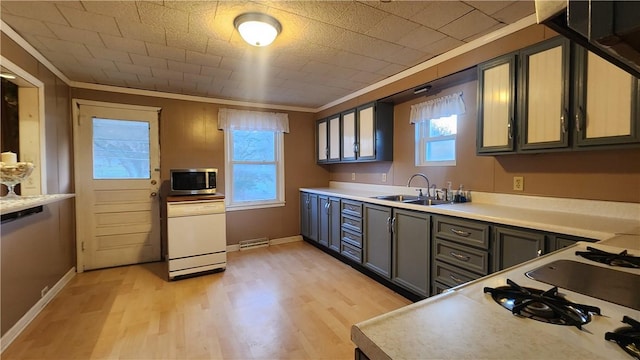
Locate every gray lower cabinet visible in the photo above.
<box><xmin>300</xmin><ymin>192</ymin><xmax>318</xmax><ymax>241</ymax></box>
<box><xmin>548</xmin><ymin>234</ymin><xmax>595</xmax><ymax>252</ymax></box>
<box><xmin>431</xmin><ymin>215</ymin><xmax>491</xmax><ymax>295</ymax></box>
<box><xmin>363</xmin><ymin>203</ymin><xmax>392</xmax><ymax>279</ymax></box>
<box><xmin>364</xmin><ymin>205</ymin><xmax>431</xmax><ymax>296</ymax></box>
<box><xmin>391</xmin><ymin>209</ymin><xmax>430</xmax><ymax>297</ymax></box>
<box><xmin>341</xmin><ymin>199</ymin><xmax>363</xmax><ymax>263</ymax></box>
<box><xmin>492</xmin><ymin>226</ymin><xmax>545</xmax><ymax>272</ymax></box>
<box><xmin>318</xmin><ymin>195</ymin><xmax>340</xmax><ymax>250</ymax></box>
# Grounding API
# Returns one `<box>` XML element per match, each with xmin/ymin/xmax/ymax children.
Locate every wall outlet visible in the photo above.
<box><xmin>351</xmin><ymin>172</ymin><xmax>355</xmax><ymax>180</ymax></box>
<box><xmin>41</xmin><ymin>285</ymin><xmax>49</xmax><ymax>298</ymax></box>
<box><xmin>381</xmin><ymin>173</ymin><xmax>387</xmax><ymax>182</ymax></box>
<box><xmin>513</xmin><ymin>176</ymin><xmax>524</xmax><ymax>191</ymax></box>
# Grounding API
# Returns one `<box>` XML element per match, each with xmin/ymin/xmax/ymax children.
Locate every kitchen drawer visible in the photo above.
<box><xmin>433</xmin><ymin>215</ymin><xmax>490</xmax><ymax>249</ymax></box>
<box><xmin>433</xmin><ymin>260</ymin><xmax>482</xmax><ymax>288</ymax></box>
<box><xmin>432</xmin><ymin>281</ymin><xmax>451</xmax><ymax>296</ymax></box>
<box><xmin>341</xmin><ymin>199</ymin><xmax>363</xmax><ymax>218</ymax></box>
<box><xmin>434</xmin><ymin>239</ymin><xmax>489</xmax><ymax>275</ymax></box>
<box><xmin>341</xmin><ymin>214</ymin><xmax>362</xmax><ymax>233</ymax></box>
<box><xmin>341</xmin><ymin>241</ymin><xmax>362</xmax><ymax>263</ymax></box>
<box><xmin>341</xmin><ymin>227</ymin><xmax>362</xmax><ymax>248</ymax></box>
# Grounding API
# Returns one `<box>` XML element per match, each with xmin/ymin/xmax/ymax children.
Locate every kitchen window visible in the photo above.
<box><xmin>410</xmin><ymin>92</ymin><xmax>465</xmax><ymax>167</ymax></box>
<box><xmin>415</xmin><ymin>114</ymin><xmax>457</xmax><ymax>166</ymax></box>
<box><xmin>218</xmin><ymin>108</ymin><xmax>288</xmax><ymax>210</ymax></box>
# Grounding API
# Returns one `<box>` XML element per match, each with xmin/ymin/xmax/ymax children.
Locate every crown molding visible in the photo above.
<box><xmin>3</xmin><ymin>14</ymin><xmax>538</xmax><ymax>114</ymax></box>
<box><xmin>316</xmin><ymin>14</ymin><xmax>539</xmax><ymax>112</ymax></box>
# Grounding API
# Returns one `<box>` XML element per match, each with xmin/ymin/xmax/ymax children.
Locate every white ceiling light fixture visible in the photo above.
<box><xmin>234</xmin><ymin>13</ymin><xmax>282</xmax><ymax>47</ymax></box>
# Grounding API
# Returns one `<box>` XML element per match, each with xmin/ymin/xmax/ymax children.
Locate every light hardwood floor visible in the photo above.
<box><xmin>3</xmin><ymin>241</ymin><xmax>410</xmax><ymax>359</ymax></box>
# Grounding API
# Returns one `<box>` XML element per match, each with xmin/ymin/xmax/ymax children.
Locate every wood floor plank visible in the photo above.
<box><xmin>2</xmin><ymin>241</ymin><xmax>410</xmax><ymax>359</ymax></box>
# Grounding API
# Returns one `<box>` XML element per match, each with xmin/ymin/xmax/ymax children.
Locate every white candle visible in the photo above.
<box><xmin>1</xmin><ymin>152</ymin><xmax>17</xmax><ymax>164</ymax></box>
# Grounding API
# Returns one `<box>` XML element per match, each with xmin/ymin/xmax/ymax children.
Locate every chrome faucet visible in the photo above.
<box><xmin>407</xmin><ymin>173</ymin><xmax>431</xmax><ymax>198</ymax></box>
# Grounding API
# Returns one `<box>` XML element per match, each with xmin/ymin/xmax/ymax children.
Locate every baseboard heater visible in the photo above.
<box><xmin>239</xmin><ymin>237</ymin><xmax>269</xmax><ymax>251</ymax></box>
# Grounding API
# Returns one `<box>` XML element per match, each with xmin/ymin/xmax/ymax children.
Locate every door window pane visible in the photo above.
<box><xmin>93</xmin><ymin>118</ymin><xmax>150</xmax><ymax>179</ymax></box>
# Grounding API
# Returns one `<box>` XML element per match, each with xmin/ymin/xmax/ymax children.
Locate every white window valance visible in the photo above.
<box><xmin>218</xmin><ymin>108</ymin><xmax>289</xmax><ymax>133</ymax></box>
<box><xmin>409</xmin><ymin>92</ymin><xmax>465</xmax><ymax>124</ymax></box>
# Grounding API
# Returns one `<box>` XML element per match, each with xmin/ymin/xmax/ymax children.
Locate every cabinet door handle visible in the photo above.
<box><xmin>560</xmin><ymin>109</ymin><xmax>567</xmax><ymax>134</ymax></box>
<box><xmin>450</xmin><ymin>228</ymin><xmax>471</xmax><ymax>237</ymax></box>
<box><xmin>391</xmin><ymin>217</ymin><xmax>396</xmax><ymax>234</ymax></box>
<box><xmin>537</xmin><ymin>249</ymin><xmax>542</xmax><ymax>257</ymax></box>
<box><xmin>325</xmin><ymin>202</ymin><xmax>330</xmax><ymax>214</ymax></box>
<box><xmin>575</xmin><ymin>106</ymin><xmax>583</xmax><ymax>132</ymax></box>
<box><xmin>450</xmin><ymin>274</ymin><xmax>463</xmax><ymax>284</ymax></box>
<box><xmin>449</xmin><ymin>251</ymin><xmax>470</xmax><ymax>262</ymax></box>
<box><xmin>507</xmin><ymin>120</ymin><xmax>513</xmax><ymax>140</ymax></box>
<box><xmin>386</xmin><ymin>217</ymin><xmax>391</xmax><ymax>233</ymax></box>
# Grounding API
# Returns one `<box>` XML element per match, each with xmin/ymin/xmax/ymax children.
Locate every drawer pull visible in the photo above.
<box><xmin>449</xmin><ymin>251</ymin><xmax>470</xmax><ymax>262</ymax></box>
<box><xmin>450</xmin><ymin>228</ymin><xmax>471</xmax><ymax>237</ymax></box>
<box><xmin>450</xmin><ymin>274</ymin><xmax>463</xmax><ymax>284</ymax></box>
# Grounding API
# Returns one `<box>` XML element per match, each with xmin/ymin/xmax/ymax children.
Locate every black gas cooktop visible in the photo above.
<box><xmin>483</xmin><ymin>279</ymin><xmax>601</xmax><ymax>329</ymax></box>
<box><xmin>576</xmin><ymin>246</ymin><xmax>640</xmax><ymax>268</ymax></box>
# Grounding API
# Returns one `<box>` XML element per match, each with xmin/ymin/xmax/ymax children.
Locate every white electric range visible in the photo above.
<box><xmin>352</xmin><ymin>239</ymin><xmax>640</xmax><ymax>359</ymax></box>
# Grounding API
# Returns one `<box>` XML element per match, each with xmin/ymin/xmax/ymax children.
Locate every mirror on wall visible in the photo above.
<box><xmin>0</xmin><ymin>60</ymin><xmax>45</xmax><ymax>196</ymax></box>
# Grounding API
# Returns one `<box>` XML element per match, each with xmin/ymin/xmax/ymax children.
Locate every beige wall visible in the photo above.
<box><xmin>321</xmin><ymin>25</ymin><xmax>640</xmax><ymax>203</ymax></box>
<box><xmin>1</xmin><ymin>34</ymin><xmax>75</xmax><ymax>336</ymax></box>
<box><xmin>70</xmin><ymin>88</ymin><xmax>330</xmax><ymax>245</ymax></box>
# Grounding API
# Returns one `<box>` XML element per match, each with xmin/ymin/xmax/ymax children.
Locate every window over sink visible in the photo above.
<box><xmin>410</xmin><ymin>91</ymin><xmax>465</xmax><ymax>167</ymax></box>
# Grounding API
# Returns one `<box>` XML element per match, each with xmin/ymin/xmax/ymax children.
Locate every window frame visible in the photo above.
<box><xmin>415</xmin><ymin>114</ymin><xmax>457</xmax><ymax>167</ymax></box>
<box><xmin>223</xmin><ymin>128</ymin><xmax>285</xmax><ymax>211</ymax></box>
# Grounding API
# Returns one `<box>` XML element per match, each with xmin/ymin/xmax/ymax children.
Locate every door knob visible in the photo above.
<box><xmin>151</xmin><ymin>180</ymin><xmax>157</xmax><ymax>185</ymax></box>
<box><xmin>151</xmin><ymin>192</ymin><xmax>157</xmax><ymax>197</ymax></box>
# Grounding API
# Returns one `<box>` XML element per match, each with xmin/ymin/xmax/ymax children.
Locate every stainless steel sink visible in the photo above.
<box><xmin>372</xmin><ymin>195</ymin><xmax>449</xmax><ymax>206</ymax></box>
<box><xmin>403</xmin><ymin>198</ymin><xmax>450</xmax><ymax>206</ymax></box>
<box><xmin>373</xmin><ymin>194</ymin><xmax>420</xmax><ymax>202</ymax></box>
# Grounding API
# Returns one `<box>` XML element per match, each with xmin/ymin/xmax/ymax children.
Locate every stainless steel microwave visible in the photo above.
<box><xmin>169</xmin><ymin>168</ymin><xmax>217</xmax><ymax>195</ymax></box>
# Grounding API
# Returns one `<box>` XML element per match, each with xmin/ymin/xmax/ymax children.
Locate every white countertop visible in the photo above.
<box><xmin>300</xmin><ymin>182</ymin><xmax>640</xmax><ymax>240</ymax></box>
<box><xmin>0</xmin><ymin>194</ymin><xmax>75</xmax><ymax>215</ymax></box>
<box><xmin>300</xmin><ymin>183</ymin><xmax>640</xmax><ymax>359</ymax></box>
<box><xmin>352</xmin><ymin>242</ymin><xmax>640</xmax><ymax>359</ymax></box>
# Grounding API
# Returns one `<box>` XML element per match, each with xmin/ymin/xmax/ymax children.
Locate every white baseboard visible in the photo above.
<box><xmin>0</xmin><ymin>267</ymin><xmax>76</xmax><ymax>353</ymax></box>
<box><xmin>226</xmin><ymin>235</ymin><xmax>303</xmax><ymax>252</ymax></box>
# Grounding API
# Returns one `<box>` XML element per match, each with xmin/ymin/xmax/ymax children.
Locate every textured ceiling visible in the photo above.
<box><xmin>1</xmin><ymin>1</ymin><xmax>535</xmax><ymax>109</ymax></box>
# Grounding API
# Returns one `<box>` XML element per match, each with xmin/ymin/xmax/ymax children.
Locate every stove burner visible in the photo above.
<box><xmin>576</xmin><ymin>246</ymin><xmax>640</xmax><ymax>268</ymax></box>
<box><xmin>484</xmin><ymin>279</ymin><xmax>601</xmax><ymax>329</ymax></box>
<box><xmin>606</xmin><ymin>316</ymin><xmax>640</xmax><ymax>359</ymax></box>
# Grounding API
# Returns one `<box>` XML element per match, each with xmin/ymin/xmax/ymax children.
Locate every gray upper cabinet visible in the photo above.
<box><xmin>318</xmin><ymin>101</ymin><xmax>393</xmax><ymax>164</ymax></box>
<box><xmin>478</xmin><ymin>37</ymin><xmax>640</xmax><ymax>155</ymax></box>
<box><xmin>392</xmin><ymin>209</ymin><xmax>431</xmax><ymax>297</ymax></box>
<box><xmin>573</xmin><ymin>46</ymin><xmax>640</xmax><ymax>148</ymax></box>
<box><xmin>341</xmin><ymin>109</ymin><xmax>358</xmax><ymax>161</ymax></box>
<box><xmin>518</xmin><ymin>37</ymin><xmax>571</xmax><ymax>151</ymax></box>
<box><xmin>492</xmin><ymin>226</ymin><xmax>545</xmax><ymax>272</ymax></box>
<box><xmin>316</xmin><ymin>114</ymin><xmax>341</xmax><ymax>164</ymax></box>
<box><xmin>477</xmin><ymin>53</ymin><xmax>517</xmax><ymax>154</ymax></box>
<box><xmin>363</xmin><ymin>203</ymin><xmax>392</xmax><ymax>279</ymax></box>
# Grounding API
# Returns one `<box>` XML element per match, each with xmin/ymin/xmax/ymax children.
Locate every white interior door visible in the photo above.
<box><xmin>73</xmin><ymin>100</ymin><xmax>161</xmax><ymax>271</ymax></box>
